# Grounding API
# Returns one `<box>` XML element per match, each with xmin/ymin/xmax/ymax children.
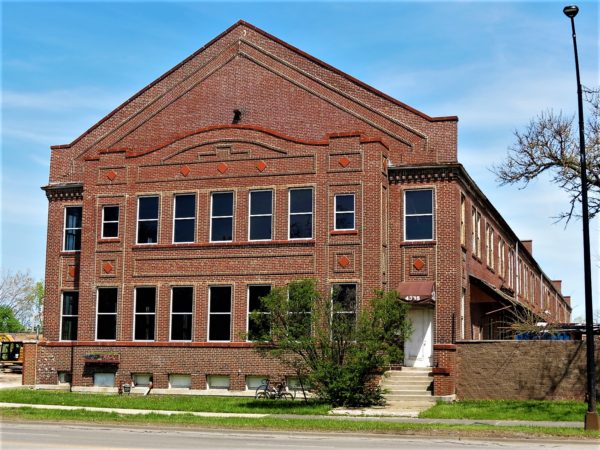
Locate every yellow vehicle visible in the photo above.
<box><xmin>0</xmin><ymin>334</ymin><xmax>24</xmax><ymax>368</ymax></box>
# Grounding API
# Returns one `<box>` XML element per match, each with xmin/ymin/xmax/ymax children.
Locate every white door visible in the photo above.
<box><xmin>404</xmin><ymin>308</ymin><xmax>433</xmax><ymax>367</ymax></box>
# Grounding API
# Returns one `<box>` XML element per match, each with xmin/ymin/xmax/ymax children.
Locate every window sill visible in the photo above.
<box><xmin>330</xmin><ymin>230</ymin><xmax>358</xmax><ymax>236</ymax></box>
<box><xmin>98</xmin><ymin>238</ymin><xmax>120</xmax><ymax>243</ymax></box>
<box><xmin>60</xmin><ymin>251</ymin><xmax>81</xmax><ymax>256</ymax></box>
<box><xmin>400</xmin><ymin>240</ymin><xmax>436</xmax><ymax>246</ymax></box>
<box><xmin>132</xmin><ymin>240</ymin><xmax>316</xmax><ymax>250</ymax></box>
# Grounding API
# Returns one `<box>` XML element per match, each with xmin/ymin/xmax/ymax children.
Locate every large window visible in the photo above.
<box><xmin>134</xmin><ymin>287</ymin><xmax>156</xmax><ymax>341</ymax></box>
<box><xmin>460</xmin><ymin>194</ymin><xmax>466</xmax><ymax>246</ymax></box>
<box><xmin>249</xmin><ymin>190</ymin><xmax>273</xmax><ymax>241</ymax></box>
<box><xmin>208</xmin><ymin>286</ymin><xmax>231</xmax><ymax>341</ymax></box>
<box><xmin>173</xmin><ymin>194</ymin><xmax>196</xmax><ymax>243</ymax></box>
<box><xmin>331</xmin><ymin>284</ymin><xmax>357</xmax><ymax>339</ymax></box>
<box><xmin>137</xmin><ymin>197</ymin><xmax>159</xmax><ymax>244</ymax></box>
<box><xmin>171</xmin><ymin>287</ymin><xmax>193</xmax><ymax>341</ymax></box>
<box><xmin>288</xmin><ymin>282</ymin><xmax>312</xmax><ymax>340</ymax></box>
<box><xmin>498</xmin><ymin>239</ymin><xmax>506</xmax><ymax>278</ymax></box>
<box><xmin>64</xmin><ymin>206</ymin><xmax>82</xmax><ymax>251</ymax></box>
<box><xmin>96</xmin><ymin>288</ymin><xmax>117</xmax><ymax>340</ymax></box>
<box><xmin>334</xmin><ymin>194</ymin><xmax>355</xmax><ymax>230</ymax></box>
<box><xmin>61</xmin><ymin>292</ymin><xmax>78</xmax><ymax>341</ymax></box>
<box><xmin>289</xmin><ymin>188</ymin><xmax>313</xmax><ymax>239</ymax></box>
<box><xmin>211</xmin><ymin>192</ymin><xmax>234</xmax><ymax>242</ymax></box>
<box><xmin>247</xmin><ymin>285</ymin><xmax>271</xmax><ymax>341</ymax></box>
<box><xmin>472</xmin><ymin>207</ymin><xmax>481</xmax><ymax>258</ymax></box>
<box><xmin>101</xmin><ymin>206</ymin><xmax>119</xmax><ymax>239</ymax></box>
<box><xmin>404</xmin><ymin>190</ymin><xmax>433</xmax><ymax>241</ymax></box>
<box><xmin>486</xmin><ymin>224</ymin><xmax>495</xmax><ymax>269</ymax></box>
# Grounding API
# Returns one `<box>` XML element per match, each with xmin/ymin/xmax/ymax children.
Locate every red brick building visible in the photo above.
<box><xmin>37</xmin><ymin>21</ymin><xmax>570</xmax><ymax>394</ymax></box>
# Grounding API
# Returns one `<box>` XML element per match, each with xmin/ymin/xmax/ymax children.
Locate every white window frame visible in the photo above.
<box><xmin>136</xmin><ymin>196</ymin><xmax>160</xmax><ymax>245</ymax></box>
<box><xmin>246</xmin><ymin>285</ymin><xmax>271</xmax><ymax>342</ymax></box>
<box><xmin>460</xmin><ymin>193</ymin><xmax>466</xmax><ymax>246</ymax></box>
<box><xmin>63</xmin><ymin>206</ymin><xmax>82</xmax><ymax>252</ymax></box>
<box><xmin>486</xmin><ymin>224</ymin><xmax>494</xmax><ymax>270</ymax></box>
<box><xmin>172</xmin><ymin>193</ymin><xmax>196</xmax><ymax>244</ymax></box>
<box><xmin>210</xmin><ymin>192</ymin><xmax>234</xmax><ymax>243</ymax></box>
<box><xmin>208</xmin><ymin>285</ymin><xmax>232</xmax><ymax>342</ymax></box>
<box><xmin>96</xmin><ymin>287</ymin><xmax>118</xmax><ymax>341</ymax></box>
<box><xmin>59</xmin><ymin>291</ymin><xmax>79</xmax><ymax>341</ymax></box>
<box><xmin>101</xmin><ymin>205</ymin><xmax>119</xmax><ymax>239</ymax></box>
<box><xmin>133</xmin><ymin>286</ymin><xmax>156</xmax><ymax>342</ymax></box>
<box><xmin>404</xmin><ymin>189</ymin><xmax>434</xmax><ymax>241</ymax></box>
<box><xmin>334</xmin><ymin>193</ymin><xmax>355</xmax><ymax>231</ymax></box>
<box><xmin>472</xmin><ymin>207</ymin><xmax>481</xmax><ymax>258</ymax></box>
<box><xmin>498</xmin><ymin>239</ymin><xmax>506</xmax><ymax>278</ymax></box>
<box><xmin>331</xmin><ymin>283</ymin><xmax>357</xmax><ymax>335</ymax></box>
<box><xmin>248</xmin><ymin>190</ymin><xmax>273</xmax><ymax>241</ymax></box>
<box><xmin>288</xmin><ymin>187</ymin><xmax>314</xmax><ymax>240</ymax></box>
<box><xmin>170</xmin><ymin>286</ymin><xmax>193</xmax><ymax>342</ymax></box>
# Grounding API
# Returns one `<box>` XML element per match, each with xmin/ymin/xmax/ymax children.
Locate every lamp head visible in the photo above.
<box><xmin>563</xmin><ymin>5</ymin><xmax>579</xmax><ymax>18</ymax></box>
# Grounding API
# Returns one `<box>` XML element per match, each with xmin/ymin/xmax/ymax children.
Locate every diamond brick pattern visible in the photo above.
<box><xmin>413</xmin><ymin>258</ymin><xmax>425</xmax><ymax>271</ymax></box>
<box><xmin>180</xmin><ymin>165</ymin><xmax>191</xmax><ymax>177</ymax></box>
<box><xmin>102</xmin><ymin>262</ymin><xmax>114</xmax><ymax>274</ymax></box>
<box><xmin>106</xmin><ymin>170</ymin><xmax>117</xmax><ymax>181</ymax></box>
<box><xmin>217</xmin><ymin>162</ymin><xmax>228</xmax><ymax>174</ymax></box>
<box><xmin>256</xmin><ymin>161</ymin><xmax>267</xmax><ymax>172</ymax></box>
<box><xmin>338</xmin><ymin>156</ymin><xmax>350</xmax><ymax>168</ymax></box>
<box><xmin>338</xmin><ymin>255</ymin><xmax>350</xmax><ymax>268</ymax></box>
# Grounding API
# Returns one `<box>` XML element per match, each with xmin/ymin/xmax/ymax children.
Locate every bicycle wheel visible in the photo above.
<box><xmin>279</xmin><ymin>393</ymin><xmax>294</xmax><ymax>401</ymax></box>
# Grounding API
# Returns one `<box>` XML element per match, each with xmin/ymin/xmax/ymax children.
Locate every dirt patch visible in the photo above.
<box><xmin>0</xmin><ymin>371</ymin><xmax>22</xmax><ymax>388</ymax></box>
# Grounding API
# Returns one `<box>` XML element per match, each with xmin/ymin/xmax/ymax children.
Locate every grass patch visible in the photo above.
<box><xmin>1</xmin><ymin>407</ymin><xmax>598</xmax><ymax>440</ymax></box>
<box><xmin>0</xmin><ymin>388</ymin><xmax>329</xmax><ymax>415</ymax></box>
<box><xmin>419</xmin><ymin>400</ymin><xmax>587</xmax><ymax>422</ymax></box>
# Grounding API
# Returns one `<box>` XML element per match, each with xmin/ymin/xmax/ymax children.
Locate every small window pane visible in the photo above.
<box><xmin>134</xmin><ymin>315</ymin><xmax>155</xmax><ymax>340</ymax></box>
<box><xmin>405</xmin><ymin>190</ymin><xmax>432</xmax><ymax>215</ymax></box>
<box><xmin>136</xmin><ymin>288</ymin><xmax>156</xmax><ymax>313</ymax></box>
<box><xmin>212</xmin><ymin>192</ymin><xmax>233</xmax><ymax>216</ymax></box>
<box><xmin>61</xmin><ymin>317</ymin><xmax>78</xmax><ymax>341</ymax></box>
<box><xmin>335</xmin><ymin>213</ymin><xmax>354</xmax><ymax>230</ymax></box>
<box><xmin>250</xmin><ymin>216</ymin><xmax>272</xmax><ymax>240</ymax></box>
<box><xmin>406</xmin><ymin>216</ymin><xmax>433</xmax><ymax>241</ymax></box>
<box><xmin>290</xmin><ymin>189</ymin><xmax>312</xmax><ymax>213</ymax></box>
<box><xmin>62</xmin><ymin>292</ymin><xmax>79</xmax><ymax>316</ymax></box>
<box><xmin>333</xmin><ymin>284</ymin><xmax>356</xmax><ymax>311</ymax></box>
<box><xmin>98</xmin><ymin>288</ymin><xmax>117</xmax><ymax>313</ymax></box>
<box><xmin>175</xmin><ymin>195</ymin><xmax>195</xmax><ymax>218</ymax></box>
<box><xmin>103</xmin><ymin>222</ymin><xmax>118</xmax><ymax>238</ymax></box>
<box><xmin>97</xmin><ymin>315</ymin><xmax>116</xmax><ymax>340</ymax></box>
<box><xmin>174</xmin><ymin>219</ymin><xmax>195</xmax><ymax>242</ymax></box>
<box><xmin>290</xmin><ymin>214</ymin><xmax>312</xmax><ymax>239</ymax></box>
<box><xmin>211</xmin><ymin>218</ymin><xmax>232</xmax><ymax>241</ymax></box>
<box><xmin>172</xmin><ymin>287</ymin><xmax>193</xmax><ymax>312</ymax></box>
<box><xmin>336</xmin><ymin>195</ymin><xmax>354</xmax><ymax>212</ymax></box>
<box><xmin>209</xmin><ymin>315</ymin><xmax>230</xmax><ymax>341</ymax></box>
<box><xmin>210</xmin><ymin>287</ymin><xmax>231</xmax><ymax>313</ymax></box>
<box><xmin>65</xmin><ymin>207</ymin><xmax>82</xmax><ymax>228</ymax></box>
<box><xmin>138</xmin><ymin>221</ymin><xmax>158</xmax><ymax>244</ymax></box>
<box><xmin>250</xmin><ymin>191</ymin><xmax>272</xmax><ymax>215</ymax></box>
<box><xmin>103</xmin><ymin>206</ymin><xmax>119</xmax><ymax>222</ymax></box>
<box><xmin>139</xmin><ymin>197</ymin><xmax>159</xmax><ymax>220</ymax></box>
<box><xmin>171</xmin><ymin>315</ymin><xmax>192</xmax><ymax>341</ymax></box>
<box><xmin>248</xmin><ymin>286</ymin><xmax>271</xmax><ymax>311</ymax></box>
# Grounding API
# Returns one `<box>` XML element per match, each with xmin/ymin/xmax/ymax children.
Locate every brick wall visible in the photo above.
<box><xmin>456</xmin><ymin>338</ymin><xmax>600</xmax><ymax>400</ymax></box>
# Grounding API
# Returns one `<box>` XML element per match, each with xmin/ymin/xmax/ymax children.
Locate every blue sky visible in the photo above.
<box><xmin>1</xmin><ymin>1</ymin><xmax>598</xmax><ymax>319</ymax></box>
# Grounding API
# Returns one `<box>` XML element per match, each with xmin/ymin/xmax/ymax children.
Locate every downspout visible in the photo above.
<box><xmin>515</xmin><ymin>241</ymin><xmax>519</xmax><ymax>300</ymax></box>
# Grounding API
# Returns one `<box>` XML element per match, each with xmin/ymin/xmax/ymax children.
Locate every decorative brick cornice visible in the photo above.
<box><xmin>388</xmin><ymin>164</ymin><xmax>460</xmax><ymax>184</ymax></box>
<box><xmin>41</xmin><ymin>183</ymin><xmax>83</xmax><ymax>201</ymax></box>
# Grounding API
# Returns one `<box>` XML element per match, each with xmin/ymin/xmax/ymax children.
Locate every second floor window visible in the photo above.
<box><xmin>404</xmin><ymin>189</ymin><xmax>433</xmax><ymax>241</ymax></box>
<box><xmin>61</xmin><ymin>291</ymin><xmax>78</xmax><ymax>341</ymax></box>
<box><xmin>173</xmin><ymin>194</ymin><xmax>196</xmax><ymax>243</ymax></box>
<box><xmin>96</xmin><ymin>288</ymin><xmax>117</xmax><ymax>340</ymax></box>
<box><xmin>289</xmin><ymin>188</ymin><xmax>313</xmax><ymax>239</ymax></box>
<box><xmin>64</xmin><ymin>206</ymin><xmax>82</xmax><ymax>251</ymax></box>
<box><xmin>249</xmin><ymin>190</ymin><xmax>273</xmax><ymax>240</ymax></box>
<box><xmin>334</xmin><ymin>194</ymin><xmax>355</xmax><ymax>230</ymax></box>
<box><xmin>137</xmin><ymin>197</ymin><xmax>159</xmax><ymax>244</ymax></box>
<box><xmin>134</xmin><ymin>287</ymin><xmax>156</xmax><ymax>341</ymax></box>
<box><xmin>472</xmin><ymin>208</ymin><xmax>481</xmax><ymax>258</ymax></box>
<box><xmin>101</xmin><ymin>206</ymin><xmax>119</xmax><ymax>239</ymax></box>
<box><xmin>171</xmin><ymin>286</ymin><xmax>193</xmax><ymax>341</ymax></box>
<box><xmin>211</xmin><ymin>192</ymin><xmax>234</xmax><ymax>242</ymax></box>
<box><xmin>486</xmin><ymin>224</ymin><xmax>495</xmax><ymax>269</ymax></box>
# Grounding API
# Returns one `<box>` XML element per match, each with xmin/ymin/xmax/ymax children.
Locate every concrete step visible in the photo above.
<box><xmin>382</xmin><ymin>380</ymin><xmax>432</xmax><ymax>385</ymax></box>
<box><xmin>384</xmin><ymin>387</ymin><xmax>431</xmax><ymax>394</ymax></box>
<box><xmin>383</xmin><ymin>375</ymin><xmax>432</xmax><ymax>382</ymax></box>
<box><xmin>385</xmin><ymin>394</ymin><xmax>435</xmax><ymax>402</ymax></box>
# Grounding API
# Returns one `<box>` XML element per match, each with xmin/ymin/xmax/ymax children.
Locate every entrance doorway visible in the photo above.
<box><xmin>404</xmin><ymin>307</ymin><xmax>433</xmax><ymax>367</ymax></box>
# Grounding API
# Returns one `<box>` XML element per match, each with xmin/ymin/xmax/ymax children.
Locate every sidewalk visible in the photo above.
<box><xmin>0</xmin><ymin>402</ymin><xmax>583</xmax><ymax>428</ymax></box>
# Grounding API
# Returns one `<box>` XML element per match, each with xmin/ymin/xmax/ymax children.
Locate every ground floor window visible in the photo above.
<box><xmin>61</xmin><ymin>292</ymin><xmax>79</xmax><ymax>341</ymax></box>
<box><xmin>208</xmin><ymin>286</ymin><xmax>231</xmax><ymax>341</ymax></box>
<box><xmin>331</xmin><ymin>283</ymin><xmax>357</xmax><ymax>339</ymax></box>
<box><xmin>171</xmin><ymin>286</ymin><xmax>193</xmax><ymax>341</ymax></box>
<box><xmin>247</xmin><ymin>285</ymin><xmax>271</xmax><ymax>341</ymax></box>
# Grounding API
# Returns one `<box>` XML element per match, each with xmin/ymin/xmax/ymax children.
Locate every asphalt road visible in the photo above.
<box><xmin>1</xmin><ymin>422</ymin><xmax>598</xmax><ymax>450</ymax></box>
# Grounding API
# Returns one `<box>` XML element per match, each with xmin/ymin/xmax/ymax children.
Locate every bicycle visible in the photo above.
<box><xmin>254</xmin><ymin>378</ymin><xmax>294</xmax><ymax>400</ymax></box>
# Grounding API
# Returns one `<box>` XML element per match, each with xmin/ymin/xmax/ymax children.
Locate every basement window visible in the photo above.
<box><xmin>93</xmin><ymin>372</ymin><xmax>115</xmax><ymax>387</ymax></box>
<box><xmin>132</xmin><ymin>373</ymin><xmax>152</xmax><ymax>387</ymax></box>
<box><xmin>169</xmin><ymin>374</ymin><xmax>192</xmax><ymax>389</ymax></box>
<box><xmin>246</xmin><ymin>376</ymin><xmax>266</xmax><ymax>390</ymax></box>
<box><xmin>57</xmin><ymin>371</ymin><xmax>72</xmax><ymax>385</ymax></box>
<box><xmin>207</xmin><ymin>375</ymin><xmax>230</xmax><ymax>390</ymax></box>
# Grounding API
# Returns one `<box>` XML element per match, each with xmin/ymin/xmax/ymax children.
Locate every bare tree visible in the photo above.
<box><xmin>0</xmin><ymin>270</ymin><xmax>43</xmax><ymax>331</ymax></box>
<box><xmin>493</xmin><ymin>87</ymin><xmax>600</xmax><ymax>222</ymax></box>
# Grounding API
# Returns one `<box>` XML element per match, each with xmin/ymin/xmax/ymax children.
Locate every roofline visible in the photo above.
<box><xmin>50</xmin><ymin>20</ymin><xmax>457</xmax><ymax>150</ymax></box>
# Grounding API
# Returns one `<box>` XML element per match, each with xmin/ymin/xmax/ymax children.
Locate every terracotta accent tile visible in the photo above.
<box><xmin>106</xmin><ymin>170</ymin><xmax>117</xmax><ymax>181</ymax></box>
<box><xmin>256</xmin><ymin>161</ymin><xmax>267</xmax><ymax>172</ymax></box>
<box><xmin>338</xmin><ymin>255</ymin><xmax>350</xmax><ymax>268</ymax></box>
<box><xmin>102</xmin><ymin>262</ymin><xmax>114</xmax><ymax>274</ymax></box>
<box><xmin>217</xmin><ymin>162</ymin><xmax>228</xmax><ymax>174</ymax></box>
<box><xmin>180</xmin><ymin>165</ymin><xmax>191</xmax><ymax>177</ymax></box>
<box><xmin>413</xmin><ymin>258</ymin><xmax>425</xmax><ymax>271</ymax></box>
<box><xmin>338</xmin><ymin>156</ymin><xmax>350</xmax><ymax>168</ymax></box>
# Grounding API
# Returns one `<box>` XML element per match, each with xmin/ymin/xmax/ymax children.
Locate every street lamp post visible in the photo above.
<box><xmin>563</xmin><ymin>4</ymin><xmax>599</xmax><ymax>431</ymax></box>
